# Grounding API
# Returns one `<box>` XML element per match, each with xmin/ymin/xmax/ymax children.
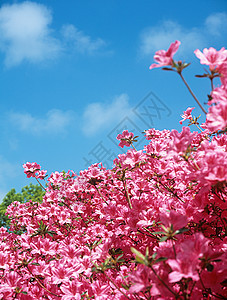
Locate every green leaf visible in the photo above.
<box><xmin>159</xmin><ymin>236</ymin><xmax>168</xmax><ymax>242</ymax></box>
<box><xmin>152</xmin><ymin>252</ymin><xmax>157</xmax><ymax>260</ymax></box>
<box><xmin>131</xmin><ymin>247</ymin><xmax>146</xmax><ymax>264</ymax></box>
<box><xmin>177</xmin><ymin>228</ymin><xmax>189</xmax><ymax>234</ymax></box>
<box><xmin>152</xmin><ymin>231</ymin><xmax>165</xmax><ymax>235</ymax></box>
<box><xmin>116</xmin><ymin>254</ymin><xmax>124</xmax><ymax>262</ymax></box>
<box><xmin>131</xmin><ymin>247</ymin><xmax>145</xmax><ymax>260</ymax></box>
<box><xmin>213</xmin><ymin>259</ymin><xmax>222</xmax><ymax>262</ymax></box>
<box><xmin>155</xmin><ymin>257</ymin><xmax>168</xmax><ymax>263</ymax></box>
<box><xmin>135</xmin><ymin>257</ymin><xmax>145</xmax><ymax>264</ymax></box>
<box><xmin>121</xmin><ymin>284</ymin><xmax>130</xmax><ymax>290</ymax></box>
<box><xmin>145</xmin><ymin>247</ymin><xmax>149</xmax><ymax>257</ymax></box>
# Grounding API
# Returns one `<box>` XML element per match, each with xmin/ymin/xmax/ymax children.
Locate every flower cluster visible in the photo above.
<box><xmin>0</xmin><ymin>43</ymin><xmax>226</xmax><ymax>299</ymax></box>
<box><xmin>23</xmin><ymin>162</ymin><xmax>47</xmax><ymax>180</ymax></box>
<box><xmin>117</xmin><ymin>130</ymin><xmax>137</xmax><ymax>148</ymax></box>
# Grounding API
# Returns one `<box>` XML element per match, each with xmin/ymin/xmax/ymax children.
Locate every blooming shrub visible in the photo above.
<box><xmin>0</xmin><ymin>42</ymin><xmax>227</xmax><ymax>299</ymax></box>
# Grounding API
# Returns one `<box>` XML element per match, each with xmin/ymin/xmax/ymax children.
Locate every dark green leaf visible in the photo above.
<box><xmin>159</xmin><ymin>236</ymin><xmax>168</xmax><ymax>242</ymax></box>
<box><xmin>206</xmin><ymin>263</ymin><xmax>214</xmax><ymax>272</ymax></box>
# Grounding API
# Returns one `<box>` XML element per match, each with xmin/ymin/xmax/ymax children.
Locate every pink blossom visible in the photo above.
<box><xmin>201</xmin><ymin>85</ymin><xmax>227</xmax><ymax>132</ymax></box>
<box><xmin>51</xmin><ymin>260</ymin><xmax>75</xmax><ymax>284</ymax></box>
<box><xmin>168</xmin><ymin>126</ymin><xmax>197</xmax><ymax>155</ymax></box>
<box><xmin>30</xmin><ymin>237</ymin><xmax>57</xmax><ymax>256</ymax></box>
<box><xmin>23</xmin><ymin>161</ymin><xmax>47</xmax><ymax>180</ymax></box>
<box><xmin>48</xmin><ymin>171</ymin><xmax>64</xmax><ymax>186</ymax></box>
<box><xmin>149</xmin><ymin>40</ymin><xmax>181</xmax><ymax>69</ymax></box>
<box><xmin>4</xmin><ymin>271</ymin><xmax>22</xmax><ymax>289</ymax></box>
<box><xmin>194</xmin><ymin>47</ymin><xmax>227</xmax><ymax>70</ymax></box>
<box><xmin>179</xmin><ymin>107</ymin><xmax>195</xmax><ymax>124</ymax></box>
<box><xmin>160</xmin><ymin>210</ymin><xmax>188</xmax><ymax>232</ymax></box>
<box><xmin>90</xmin><ymin>281</ymin><xmax>110</xmax><ymax>299</ymax></box>
<box><xmin>23</xmin><ymin>162</ymin><xmax>41</xmax><ymax>178</ymax></box>
<box><xmin>168</xmin><ymin>255</ymin><xmax>199</xmax><ymax>283</ymax></box>
<box><xmin>218</xmin><ymin>62</ymin><xmax>227</xmax><ymax>86</ymax></box>
<box><xmin>36</xmin><ymin>170</ymin><xmax>47</xmax><ymax>179</ymax></box>
<box><xmin>116</xmin><ymin>130</ymin><xmax>134</xmax><ymax>148</ymax></box>
<box><xmin>0</xmin><ymin>252</ymin><xmax>9</xmax><ymax>270</ymax></box>
<box><xmin>203</xmin><ymin>101</ymin><xmax>227</xmax><ymax>132</ymax></box>
<box><xmin>129</xmin><ymin>265</ymin><xmax>155</xmax><ymax>294</ymax></box>
<box><xmin>61</xmin><ymin>281</ymin><xmax>82</xmax><ymax>300</ymax></box>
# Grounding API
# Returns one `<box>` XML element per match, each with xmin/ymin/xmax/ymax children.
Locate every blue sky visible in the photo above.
<box><xmin>0</xmin><ymin>0</ymin><xmax>227</xmax><ymax>200</ymax></box>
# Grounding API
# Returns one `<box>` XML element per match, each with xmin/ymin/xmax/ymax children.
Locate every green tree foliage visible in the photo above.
<box><xmin>0</xmin><ymin>184</ymin><xmax>45</xmax><ymax>228</ymax></box>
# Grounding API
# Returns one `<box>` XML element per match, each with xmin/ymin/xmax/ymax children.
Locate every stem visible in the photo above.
<box><xmin>78</xmin><ymin>212</ymin><xmax>89</xmax><ymax>228</ymax></box>
<box><xmin>103</xmin><ymin>271</ymin><xmax>132</xmax><ymax>300</ymax></box>
<box><xmin>95</xmin><ymin>186</ymin><xmax>109</xmax><ymax>205</ymax></box>
<box><xmin>27</xmin><ymin>266</ymin><xmax>61</xmax><ymax>297</ymax></box>
<box><xmin>178</xmin><ymin>72</ymin><xmax>207</xmax><ymax>115</ymax></box>
<box><xmin>195</xmin><ymin>123</ymin><xmax>204</xmax><ymax>133</ymax></box>
<box><xmin>140</xmin><ymin>168</ymin><xmax>185</xmax><ymax>203</ymax></box>
<box><xmin>141</xmin><ymin>227</ymin><xmax>158</xmax><ymax>239</ymax></box>
<box><xmin>123</xmin><ymin>180</ymin><xmax>133</xmax><ymax>209</ymax></box>
<box><xmin>131</xmin><ymin>144</ymin><xmax>137</xmax><ymax>151</ymax></box>
<box><xmin>210</xmin><ymin>77</ymin><xmax>214</xmax><ymax>91</ymax></box>
<box><xmin>172</xmin><ymin>240</ymin><xmax>176</xmax><ymax>259</ymax></box>
<box><xmin>150</xmin><ymin>266</ymin><xmax>177</xmax><ymax>297</ymax></box>
<box><xmin>35</xmin><ymin>178</ymin><xmax>46</xmax><ymax>191</ymax></box>
<box><xmin>155</xmin><ymin>177</ymin><xmax>185</xmax><ymax>203</ymax></box>
<box><xmin>183</xmin><ymin>157</ymin><xmax>200</xmax><ymax>171</ymax></box>
<box><xmin>190</xmin><ymin>270</ymin><xmax>201</xmax><ymax>295</ymax></box>
<box><xmin>137</xmin><ymin>228</ymin><xmax>156</xmax><ymax>241</ymax></box>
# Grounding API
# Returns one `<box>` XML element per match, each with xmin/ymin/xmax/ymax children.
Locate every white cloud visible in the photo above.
<box><xmin>139</xmin><ymin>12</ymin><xmax>227</xmax><ymax>58</ymax></box>
<box><xmin>9</xmin><ymin>109</ymin><xmax>74</xmax><ymax>136</ymax></box>
<box><xmin>61</xmin><ymin>24</ymin><xmax>106</xmax><ymax>54</ymax></box>
<box><xmin>140</xmin><ymin>20</ymin><xmax>205</xmax><ymax>58</ymax></box>
<box><xmin>0</xmin><ymin>1</ymin><xmax>61</xmax><ymax>67</ymax></box>
<box><xmin>205</xmin><ymin>12</ymin><xmax>227</xmax><ymax>36</ymax></box>
<box><xmin>0</xmin><ymin>2</ymin><xmax>108</xmax><ymax>67</ymax></box>
<box><xmin>82</xmin><ymin>94</ymin><xmax>132</xmax><ymax>136</ymax></box>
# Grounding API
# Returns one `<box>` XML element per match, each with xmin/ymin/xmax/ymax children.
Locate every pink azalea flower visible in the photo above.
<box><xmin>129</xmin><ymin>265</ymin><xmax>155</xmax><ymax>294</ymax></box>
<box><xmin>194</xmin><ymin>47</ymin><xmax>227</xmax><ymax>70</ymax></box>
<box><xmin>23</xmin><ymin>161</ymin><xmax>47</xmax><ymax>180</ymax></box>
<box><xmin>201</xmin><ymin>86</ymin><xmax>227</xmax><ymax>132</ymax></box>
<box><xmin>160</xmin><ymin>210</ymin><xmax>188</xmax><ymax>232</ymax></box>
<box><xmin>36</xmin><ymin>169</ymin><xmax>47</xmax><ymax>179</ymax></box>
<box><xmin>203</xmin><ymin>100</ymin><xmax>227</xmax><ymax>133</ymax></box>
<box><xmin>179</xmin><ymin>107</ymin><xmax>195</xmax><ymax>124</ymax></box>
<box><xmin>90</xmin><ymin>281</ymin><xmax>110</xmax><ymax>299</ymax></box>
<box><xmin>5</xmin><ymin>271</ymin><xmax>22</xmax><ymax>289</ymax></box>
<box><xmin>218</xmin><ymin>62</ymin><xmax>227</xmax><ymax>86</ymax></box>
<box><xmin>0</xmin><ymin>252</ymin><xmax>9</xmax><ymax>270</ymax></box>
<box><xmin>168</xmin><ymin>255</ymin><xmax>199</xmax><ymax>283</ymax></box>
<box><xmin>23</xmin><ymin>162</ymin><xmax>41</xmax><ymax>178</ymax></box>
<box><xmin>60</xmin><ymin>281</ymin><xmax>82</xmax><ymax>300</ymax></box>
<box><xmin>51</xmin><ymin>260</ymin><xmax>74</xmax><ymax>284</ymax></box>
<box><xmin>116</xmin><ymin>130</ymin><xmax>134</xmax><ymax>148</ymax></box>
<box><xmin>149</xmin><ymin>40</ymin><xmax>181</xmax><ymax>69</ymax></box>
<box><xmin>168</xmin><ymin>126</ymin><xmax>197</xmax><ymax>155</ymax></box>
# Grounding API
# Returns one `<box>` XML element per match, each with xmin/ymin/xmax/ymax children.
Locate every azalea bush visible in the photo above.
<box><xmin>0</xmin><ymin>41</ymin><xmax>226</xmax><ymax>299</ymax></box>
